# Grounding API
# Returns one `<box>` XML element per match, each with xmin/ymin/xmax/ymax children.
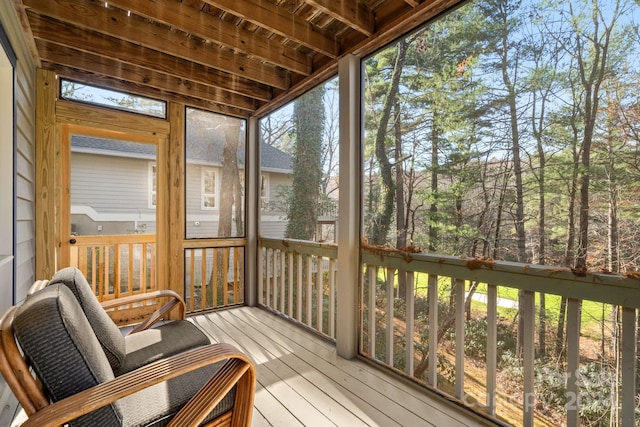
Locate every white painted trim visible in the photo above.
<box><xmin>245</xmin><ymin>116</ymin><xmax>259</xmax><ymax>306</ymax></box>
<box><xmin>71</xmin><ymin>205</ymin><xmax>156</xmax><ymax>222</ymax></box>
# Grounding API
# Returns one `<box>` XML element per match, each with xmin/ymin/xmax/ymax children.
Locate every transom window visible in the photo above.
<box><xmin>60</xmin><ymin>79</ymin><xmax>166</xmax><ymax>118</ymax></box>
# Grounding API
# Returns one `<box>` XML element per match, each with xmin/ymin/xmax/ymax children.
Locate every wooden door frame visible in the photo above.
<box><xmin>35</xmin><ymin>69</ymin><xmax>174</xmax><ymax>292</ymax></box>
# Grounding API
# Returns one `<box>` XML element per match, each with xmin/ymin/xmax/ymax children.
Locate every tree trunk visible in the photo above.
<box><xmin>285</xmin><ymin>86</ymin><xmax>325</xmax><ymax>240</ymax></box>
<box><xmin>395</xmin><ymin>102</ymin><xmax>407</xmax><ymax>300</ymax></box>
<box><xmin>369</xmin><ymin>40</ymin><xmax>407</xmax><ymax>245</ymax></box>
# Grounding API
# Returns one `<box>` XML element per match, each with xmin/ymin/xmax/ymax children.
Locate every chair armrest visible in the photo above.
<box><xmin>26</xmin><ymin>280</ymin><xmax>49</xmax><ymax>297</ymax></box>
<box><xmin>21</xmin><ymin>343</ymin><xmax>256</xmax><ymax>427</ymax></box>
<box><xmin>100</xmin><ymin>289</ymin><xmax>187</xmax><ymax>333</ymax></box>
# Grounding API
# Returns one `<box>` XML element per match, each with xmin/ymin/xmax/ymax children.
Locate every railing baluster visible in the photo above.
<box><xmin>566</xmin><ymin>298</ymin><xmax>581</xmax><ymax>427</ymax></box>
<box><xmin>272</xmin><ymin>248</ymin><xmax>277</xmax><ymax>309</ymax></box>
<box><xmin>233</xmin><ymin>247</ymin><xmax>239</xmax><ymax>304</ymax></box>
<box><xmin>428</xmin><ymin>274</ymin><xmax>438</xmax><ymax>387</ymax></box>
<box><xmin>222</xmin><ymin>247</ymin><xmax>229</xmax><ymax>305</ymax></box>
<box><xmin>140</xmin><ymin>243</ymin><xmax>147</xmax><ymax>292</ymax></box>
<box><xmin>188</xmin><ymin>249</ymin><xmax>195</xmax><ymax>312</ymax></box>
<box><xmin>386</xmin><ymin>267</ymin><xmax>394</xmax><ymax>366</ymax></box>
<box><xmin>455</xmin><ymin>278</ymin><xmax>465</xmax><ymax>400</ymax></box>
<box><xmin>486</xmin><ymin>284</ymin><xmax>497</xmax><ymax>416</ymax></box>
<box><xmin>288</xmin><ymin>252</ymin><xmax>294</xmax><ymax>318</ymax></box>
<box><xmin>280</xmin><ymin>249</ymin><xmax>286</xmax><ymax>314</ymax></box>
<box><xmin>265</xmin><ymin>248</ymin><xmax>271</xmax><ymax>308</ymax></box>
<box><xmin>257</xmin><ymin>246</ymin><xmax>264</xmax><ymax>305</ymax></box>
<box><xmin>296</xmin><ymin>253</ymin><xmax>302</xmax><ymax>322</ymax></box>
<box><xmin>306</xmin><ymin>255</ymin><xmax>313</xmax><ymax>327</ymax></box>
<box><xmin>405</xmin><ymin>271</ymin><xmax>415</xmax><ymax>375</ymax></box>
<box><xmin>621</xmin><ymin>306</ymin><xmax>636</xmax><ymax>426</ymax></box>
<box><xmin>103</xmin><ymin>245</ymin><xmax>110</xmax><ymax>298</ymax></box>
<box><xmin>523</xmin><ymin>290</ymin><xmax>535</xmax><ymax>427</ymax></box>
<box><xmin>316</xmin><ymin>256</ymin><xmax>323</xmax><ymax>333</ymax></box>
<box><xmin>200</xmin><ymin>248</ymin><xmax>207</xmax><ymax>311</ymax></box>
<box><xmin>329</xmin><ymin>258</ymin><xmax>335</xmax><ymax>339</ymax></box>
<box><xmin>150</xmin><ymin>243</ymin><xmax>156</xmax><ymax>289</ymax></box>
<box><xmin>91</xmin><ymin>246</ymin><xmax>98</xmax><ymax>296</ymax></box>
<box><xmin>127</xmin><ymin>243</ymin><xmax>133</xmax><ymax>296</ymax></box>
<box><xmin>369</xmin><ymin>265</ymin><xmax>377</xmax><ymax>357</ymax></box>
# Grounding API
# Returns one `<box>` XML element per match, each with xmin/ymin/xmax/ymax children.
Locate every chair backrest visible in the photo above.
<box><xmin>49</xmin><ymin>267</ymin><xmax>126</xmax><ymax>372</ymax></box>
<box><xmin>11</xmin><ymin>284</ymin><xmax>124</xmax><ymax>426</ymax></box>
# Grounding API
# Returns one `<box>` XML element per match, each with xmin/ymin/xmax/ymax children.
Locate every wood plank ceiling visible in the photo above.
<box><xmin>15</xmin><ymin>0</ymin><xmax>464</xmax><ymax>118</ymax></box>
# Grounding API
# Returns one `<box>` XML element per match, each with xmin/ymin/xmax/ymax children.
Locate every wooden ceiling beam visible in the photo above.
<box><xmin>304</xmin><ymin>0</ymin><xmax>374</xmax><ymax>36</ymax></box>
<box><xmin>36</xmin><ymin>40</ymin><xmax>259</xmax><ymax>112</ymax></box>
<box><xmin>26</xmin><ymin>13</ymin><xmax>276</xmax><ymax>99</ymax></box>
<box><xmin>103</xmin><ymin>0</ymin><xmax>312</xmax><ymax>76</ymax></box>
<box><xmin>23</xmin><ymin>0</ymin><xmax>290</xmax><ymax>89</ymax></box>
<box><xmin>201</xmin><ymin>0</ymin><xmax>339</xmax><ymax>58</ymax></box>
<box><xmin>257</xmin><ymin>0</ymin><xmax>464</xmax><ymax>117</ymax></box>
<box><xmin>45</xmin><ymin>63</ymin><xmax>251</xmax><ymax>118</ymax></box>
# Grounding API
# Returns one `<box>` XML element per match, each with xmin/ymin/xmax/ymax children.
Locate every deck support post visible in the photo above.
<box><xmin>246</xmin><ymin>116</ymin><xmax>259</xmax><ymax>307</ymax></box>
<box><xmin>336</xmin><ymin>53</ymin><xmax>361</xmax><ymax>359</ymax></box>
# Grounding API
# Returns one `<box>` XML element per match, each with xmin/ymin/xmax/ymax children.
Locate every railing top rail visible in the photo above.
<box><xmin>361</xmin><ymin>248</ymin><xmax>640</xmax><ymax>309</ymax></box>
<box><xmin>259</xmin><ymin>237</ymin><xmax>338</xmax><ymax>258</ymax></box>
<box><xmin>72</xmin><ymin>234</ymin><xmax>156</xmax><ymax>245</ymax></box>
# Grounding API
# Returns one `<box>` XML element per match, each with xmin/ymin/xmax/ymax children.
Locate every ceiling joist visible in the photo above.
<box><xmin>201</xmin><ymin>0</ymin><xmax>339</xmax><ymax>59</ymax></box>
<box><xmin>14</xmin><ymin>0</ymin><xmax>465</xmax><ymax>118</ymax></box>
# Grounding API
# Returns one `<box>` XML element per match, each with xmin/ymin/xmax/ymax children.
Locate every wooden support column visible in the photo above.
<box><xmin>166</xmin><ymin>103</ymin><xmax>185</xmax><ymax>310</ymax></box>
<box><xmin>336</xmin><ymin>54</ymin><xmax>361</xmax><ymax>359</ymax></box>
<box><xmin>35</xmin><ymin>68</ymin><xmax>57</xmax><ymax>279</ymax></box>
<box><xmin>245</xmin><ymin>116</ymin><xmax>259</xmax><ymax>307</ymax></box>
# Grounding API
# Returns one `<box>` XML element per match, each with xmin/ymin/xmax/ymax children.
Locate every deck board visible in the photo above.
<box><xmin>192</xmin><ymin>307</ymin><xmax>491</xmax><ymax>427</ymax></box>
<box><xmin>6</xmin><ymin>306</ymin><xmax>493</xmax><ymax>427</ymax></box>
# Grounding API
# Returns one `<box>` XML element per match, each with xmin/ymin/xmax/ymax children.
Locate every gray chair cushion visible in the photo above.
<box><xmin>14</xmin><ymin>284</ymin><xmax>124</xmax><ymax>426</ymax></box>
<box><xmin>49</xmin><ymin>267</ymin><xmax>211</xmax><ymax>376</ymax></box>
<box><xmin>49</xmin><ymin>267</ymin><xmax>126</xmax><ymax>371</ymax></box>
<box><xmin>119</xmin><ymin>363</ymin><xmax>236</xmax><ymax>427</ymax></box>
<box><xmin>117</xmin><ymin>320</ymin><xmax>211</xmax><ymax>376</ymax></box>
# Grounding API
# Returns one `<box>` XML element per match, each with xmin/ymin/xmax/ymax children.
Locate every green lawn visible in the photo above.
<box><xmin>378</xmin><ymin>270</ymin><xmax>611</xmax><ymax>329</ymax></box>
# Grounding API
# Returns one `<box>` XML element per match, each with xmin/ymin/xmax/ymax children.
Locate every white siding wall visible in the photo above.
<box><xmin>0</xmin><ymin>3</ymin><xmax>36</xmax><ymax>308</ymax></box>
<box><xmin>0</xmin><ymin>1</ymin><xmax>36</xmax><ymax>417</ymax></box>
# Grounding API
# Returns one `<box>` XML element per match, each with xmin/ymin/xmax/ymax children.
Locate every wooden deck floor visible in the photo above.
<box><xmin>4</xmin><ymin>306</ymin><xmax>495</xmax><ymax>427</ymax></box>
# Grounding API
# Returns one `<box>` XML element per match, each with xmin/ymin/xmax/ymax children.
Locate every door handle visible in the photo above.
<box><xmin>69</xmin><ymin>238</ymin><xmax>77</xmax><ymax>244</ymax></box>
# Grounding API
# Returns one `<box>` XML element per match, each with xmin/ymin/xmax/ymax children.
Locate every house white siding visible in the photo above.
<box><xmin>0</xmin><ymin>2</ymin><xmax>36</xmax><ymax>309</ymax></box>
<box><xmin>70</xmin><ymin>152</ymin><xmax>156</xmax><ymax>235</ymax></box>
<box><xmin>0</xmin><ymin>1</ymin><xmax>36</xmax><ymax>418</ymax></box>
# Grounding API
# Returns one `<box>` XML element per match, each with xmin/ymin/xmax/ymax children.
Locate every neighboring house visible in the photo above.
<box><xmin>70</xmin><ymin>134</ymin><xmax>293</xmax><ymax>238</ymax></box>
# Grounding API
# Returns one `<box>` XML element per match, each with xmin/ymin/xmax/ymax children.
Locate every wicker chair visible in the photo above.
<box><xmin>0</xmin><ymin>283</ymin><xmax>255</xmax><ymax>426</ymax></box>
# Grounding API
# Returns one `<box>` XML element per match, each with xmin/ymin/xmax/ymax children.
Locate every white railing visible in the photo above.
<box><xmin>258</xmin><ymin>237</ymin><xmax>338</xmax><ymax>339</ymax></box>
<box><xmin>361</xmin><ymin>247</ymin><xmax>640</xmax><ymax>427</ymax></box>
<box><xmin>184</xmin><ymin>246</ymin><xmax>244</xmax><ymax>312</ymax></box>
<box><xmin>257</xmin><ymin>237</ymin><xmax>639</xmax><ymax>426</ymax></box>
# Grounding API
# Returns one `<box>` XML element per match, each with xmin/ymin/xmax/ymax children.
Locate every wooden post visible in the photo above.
<box><xmin>336</xmin><ymin>54</ymin><xmax>361</xmax><ymax>359</ymax></box>
<box><xmin>245</xmin><ymin>116</ymin><xmax>259</xmax><ymax>306</ymax></box>
<box><xmin>166</xmin><ymin>103</ymin><xmax>185</xmax><ymax>314</ymax></box>
<box><xmin>35</xmin><ymin>69</ymin><xmax>57</xmax><ymax>279</ymax></box>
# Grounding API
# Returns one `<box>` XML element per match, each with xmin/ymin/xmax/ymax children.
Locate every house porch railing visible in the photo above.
<box><xmin>259</xmin><ymin>237</ymin><xmax>640</xmax><ymax>427</ymax></box>
<box><xmin>258</xmin><ymin>237</ymin><xmax>338</xmax><ymax>339</ymax></box>
<box><xmin>69</xmin><ymin>234</ymin><xmax>157</xmax><ymax>301</ymax></box>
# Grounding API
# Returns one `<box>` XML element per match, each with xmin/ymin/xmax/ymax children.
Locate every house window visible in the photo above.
<box><xmin>201</xmin><ymin>168</ymin><xmax>218</xmax><ymax>209</ymax></box>
<box><xmin>148</xmin><ymin>163</ymin><xmax>156</xmax><ymax>208</ymax></box>
<box><xmin>260</xmin><ymin>174</ymin><xmax>269</xmax><ymax>210</ymax></box>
